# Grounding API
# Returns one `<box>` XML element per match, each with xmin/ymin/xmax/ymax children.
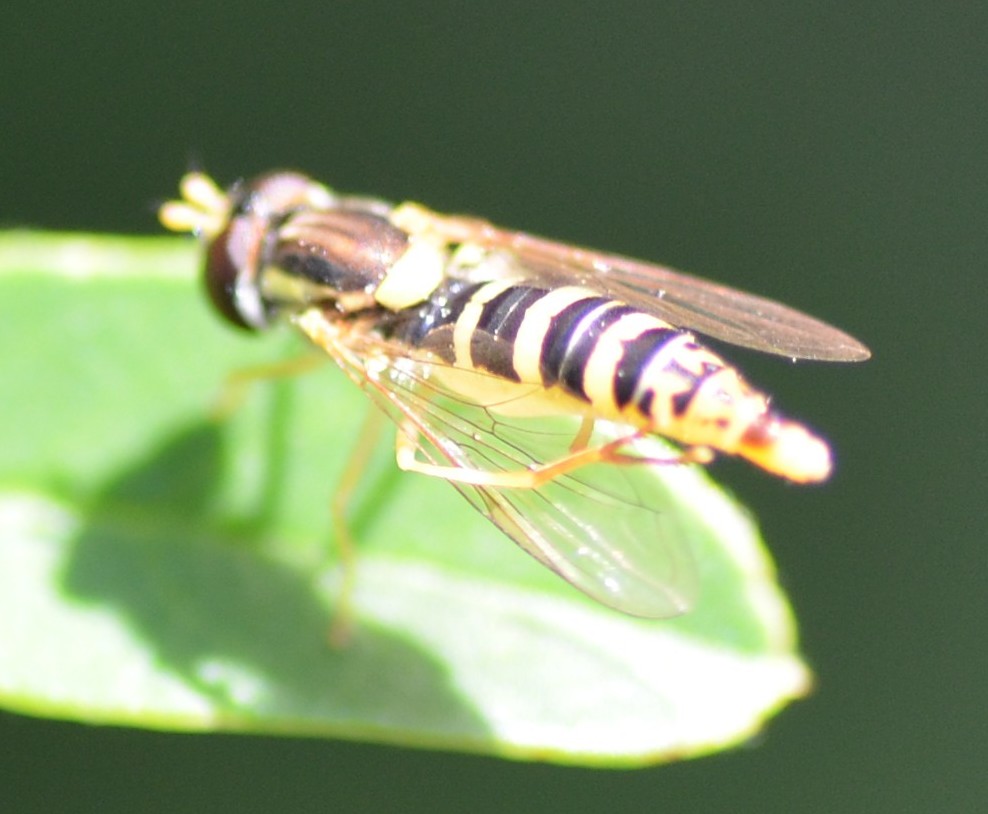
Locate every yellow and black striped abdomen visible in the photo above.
<box><xmin>386</xmin><ymin>278</ymin><xmax>832</xmax><ymax>482</ymax></box>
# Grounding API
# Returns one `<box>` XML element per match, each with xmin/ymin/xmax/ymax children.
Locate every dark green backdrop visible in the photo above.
<box><xmin>2</xmin><ymin>2</ymin><xmax>983</xmax><ymax>812</ymax></box>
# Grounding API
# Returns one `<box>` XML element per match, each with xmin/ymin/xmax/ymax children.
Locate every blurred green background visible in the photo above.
<box><xmin>2</xmin><ymin>2</ymin><xmax>983</xmax><ymax>812</ymax></box>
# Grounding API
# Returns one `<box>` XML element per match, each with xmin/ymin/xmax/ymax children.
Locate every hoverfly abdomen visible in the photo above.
<box><xmin>398</xmin><ymin>274</ymin><xmax>833</xmax><ymax>483</ymax></box>
<box><xmin>381</xmin><ymin>278</ymin><xmax>488</xmax><ymax>365</ymax></box>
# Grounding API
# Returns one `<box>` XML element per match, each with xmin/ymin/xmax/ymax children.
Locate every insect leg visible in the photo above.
<box><xmin>328</xmin><ymin>406</ymin><xmax>388</xmax><ymax>647</ymax></box>
<box><xmin>569</xmin><ymin>415</ymin><xmax>596</xmax><ymax>452</ymax></box>
<box><xmin>210</xmin><ymin>353</ymin><xmax>326</xmax><ymax>419</ymax></box>
<box><xmin>395</xmin><ymin>421</ymin><xmax>707</xmax><ymax>489</ymax></box>
<box><xmin>205</xmin><ymin>349</ymin><xmax>372</xmax><ymax>644</ymax></box>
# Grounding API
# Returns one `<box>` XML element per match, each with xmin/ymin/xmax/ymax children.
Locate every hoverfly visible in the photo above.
<box><xmin>160</xmin><ymin>171</ymin><xmax>869</xmax><ymax>620</ymax></box>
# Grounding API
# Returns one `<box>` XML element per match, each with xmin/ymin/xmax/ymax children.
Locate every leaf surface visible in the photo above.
<box><xmin>0</xmin><ymin>231</ymin><xmax>810</xmax><ymax>766</ymax></box>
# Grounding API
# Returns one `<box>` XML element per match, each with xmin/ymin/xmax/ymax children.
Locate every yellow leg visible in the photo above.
<box><xmin>210</xmin><ymin>353</ymin><xmax>326</xmax><ymax>419</ymax></box>
<box><xmin>395</xmin><ymin>421</ymin><xmax>711</xmax><ymax>489</ymax></box>
<box><xmin>569</xmin><ymin>415</ymin><xmax>596</xmax><ymax>452</ymax></box>
<box><xmin>327</xmin><ymin>407</ymin><xmax>387</xmax><ymax>647</ymax></box>
<box><xmin>206</xmin><ymin>350</ymin><xmax>381</xmax><ymax>645</ymax></box>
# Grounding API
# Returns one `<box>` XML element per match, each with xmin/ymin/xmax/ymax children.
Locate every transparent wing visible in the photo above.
<box><xmin>296</xmin><ymin>311</ymin><xmax>698</xmax><ymax>618</ymax></box>
<box><xmin>407</xmin><ymin>209</ymin><xmax>871</xmax><ymax>362</ymax></box>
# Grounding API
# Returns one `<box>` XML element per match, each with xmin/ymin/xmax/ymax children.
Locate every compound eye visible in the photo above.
<box><xmin>203</xmin><ymin>216</ymin><xmax>268</xmax><ymax>330</ymax></box>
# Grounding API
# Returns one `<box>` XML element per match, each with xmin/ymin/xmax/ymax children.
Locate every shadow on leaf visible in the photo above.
<box><xmin>60</xmin><ymin>420</ymin><xmax>490</xmax><ymax>743</ymax></box>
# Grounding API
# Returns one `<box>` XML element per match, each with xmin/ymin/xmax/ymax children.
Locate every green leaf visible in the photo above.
<box><xmin>0</xmin><ymin>231</ymin><xmax>810</xmax><ymax>767</ymax></box>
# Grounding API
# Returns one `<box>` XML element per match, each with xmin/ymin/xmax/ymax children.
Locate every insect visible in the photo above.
<box><xmin>160</xmin><ymin>171</ymin><xmax>869</xmax><ymax>620</ymax></box>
